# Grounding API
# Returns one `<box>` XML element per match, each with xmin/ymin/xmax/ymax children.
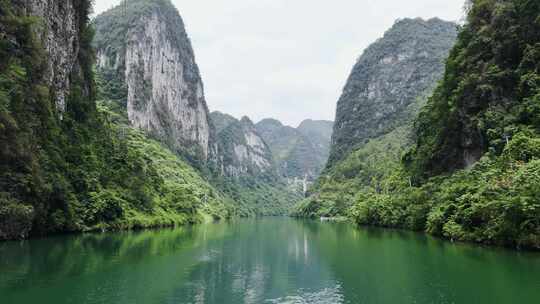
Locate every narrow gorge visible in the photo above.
<box><xmin>1</xmin><ymin>0</ymin><xmax>539</xmax><ymax>303</ymax></box>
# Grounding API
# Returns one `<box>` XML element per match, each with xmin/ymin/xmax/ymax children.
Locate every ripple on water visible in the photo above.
<box><xmin>265</xmin><ymin>284</ymin><xmax>344</xmax><ymax>304</ymax></box>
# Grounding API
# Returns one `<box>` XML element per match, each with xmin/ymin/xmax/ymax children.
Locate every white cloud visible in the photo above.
<box><xmin>93</xmin><ymin>0</ymin><xmax>464</xmax><ymax>127</ymax></box>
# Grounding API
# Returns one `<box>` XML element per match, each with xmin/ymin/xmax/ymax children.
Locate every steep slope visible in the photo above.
<box><xmin>255</xmin><ymin>119</ymin><xmax>300</xmax><ymax>162</ymax></box>
<box><xmin>210</xmin><ymin>111</ymin><xmax>237</xmax><ymax>134</ymax></box>
<box><xmin>93</xmin><ymin>0</ymin><xmax>215</xmax><ymax>164</ymax></box>
<box><xmin>217</xmin><ymin>117</ymin><xmax>274</xmax><ymax>177</ymax></box>
<box><xmin>299</xmin><ymin>0</ymin><xmax>540</xmax><ymax>249</ymax></box>
<box><xmin>93</xmin><ymin>1</ymin><xmax>297</xmax><ymax>218</ymax></box>
<box><xmin>296</xmin><ymin>18</ymin><xmax>457</xmax><ymax>216</ymax></box>
<box><xmin>21</xmin><ymin>0</ymin><xmax>91</xmax><ymax>114</ymax></box>
<box><xmin>255</xmin><ymin>118</ymin><xmax>333</xmax><ymax>189</ymax></box>
<box><xmin>405</xmin><ymin>0</ymin><xmax>540</xmax><ymax>180</ymax></box>
<box><xmin>327</xmin><ymin>18</ymin><xmax>458</xmax><ymax>166</ymax></box>
<box><xmin>391</xmin><ymin>0</ymin><xmax>540</xmax><ymax>247</ymax></box>
<box><xmin>211</xmin><ymin>115</ymin><xmax>300</xmax><ymax>216</ymax></box>
<box><xmin>0</xmin><ymin>0</ymin><xmax>230</xmax><ymax>240</ymax></box>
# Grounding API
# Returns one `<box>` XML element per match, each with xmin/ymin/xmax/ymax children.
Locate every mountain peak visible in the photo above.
<box><xmin>328</xmin><ymin>15</ymin><xmax>458</xmax><ymax>166</ymax></box>
<box><xmin>94</xmin><ymin>0</ymin><xmax>213</xmax><ymax>161</ymax></box>
<box><xmin>256</xmin><ymin>118</ymin><xmax>284</xmax><ymax>128</ymax></box>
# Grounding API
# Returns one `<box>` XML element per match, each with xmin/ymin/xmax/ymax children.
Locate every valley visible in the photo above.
<box><xmin>0</xmin><ymin>0</ymin><xmax>539</xmax><ymax>303</ymax></box>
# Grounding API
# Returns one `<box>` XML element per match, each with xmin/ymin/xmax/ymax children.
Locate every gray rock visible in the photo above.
<box><xmin>255</xmin><ymin>118</ymin><xmax>333</xmax><ymax>191</ymax></box>
<box><xmin>327</xmin><ymin>18</ymin><xmax>458</xmax><ymax>166</ymax></box>
<box><xmin>94</xmin><ymin>0</ymin><xmax>214</xmax><ymax>162</ymax></box>
<box><xmin>25</xmin><ymin>0</ymin><xmax>83</xmax><ymax>114</ymax></box>
<box><xmin>214</xmin><ymin>115</ymin><xmax>274</xmax><ymax>178</ymax></box>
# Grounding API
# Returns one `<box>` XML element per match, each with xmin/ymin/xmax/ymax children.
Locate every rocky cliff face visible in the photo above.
<box><xmin>209</xmin><ymin>112</ymin><xmax>301</xmax><ymax>215</ymax></box>
<box><xmin>93</xmin><ymin>0</ymin><xmax>214</xmax><ymax>161</ymax></box>
<box><xmin>23</xmin><ymin>0</ymin><xmax>90</xmax><ymax>114</ymax></box>
<box><xmin>296</xmin><ymin>18</ymin><xmax>457</xmax><ymax>217</ymax></box>
<box><xmin>255</xmin><ymin>118</ymin><xmax>333</xmax><ymax>187</ymax></box>
<box><xmin>211</xmin><ymin>114</ymin><xmax>274</xmax><ymax>178</ymax></box>
<box><xmin>211</xmin><ymin>111</ymin><xmax>238</xmax><ymax>134</ymax></box>
<box><xmin>328</xmin><ymin>18</ymin><xmax>458</xmax><ymax>166</ymax></box>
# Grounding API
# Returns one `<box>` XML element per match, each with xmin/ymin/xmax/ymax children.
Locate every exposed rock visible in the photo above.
<box><xmin>215</xmin><ymin>116</ymin><xmax>274</xmax><ymax>178</ymax></box>
<box><xmin>93</xmin><ymin>0</ymin><xmax>214</xmax><ymax>161</ymax></box>
<box><xmin>255</xmin><ymin>118</ymin><xmax>333</xmax><ymax>186</ymax></box>
<box><xmin>327</xmin><ymin>18</ymin><xmax>458</xmax><ymax>166</ymax></box>
<box><xmin>209</xmin><ymin>113</ymin><xmax>301</xmax><ymax>215</ymax></box>
<box><xmin>24</xmin><ymin>0</ymin><xmax>86</xmax><ymax>114</ymax></box>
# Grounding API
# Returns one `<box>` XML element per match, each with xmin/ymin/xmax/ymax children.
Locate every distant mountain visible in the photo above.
<box><xmin>255</xmin><ymin>119</ymin><xmax>302</xmax><ymax>163</ymax></box>
<box><xmin>255</xmin><ymin>118</ymin><xmax>334</xmax><ymax>188</ymax></box>
<box><xmin>209</xmin><ymin>112</ymin><xmax>300</xmax><ymax>216</ymax></box>
<box><xmin>215</xmin><ymin>116</ymin><xmax>274</xmax><ymax>177</ymax></box>
<box><xmin>297</xmin><ymin>119</ymin><xmax>334</xmax><ymax>163</ymax></box>
<box><xmin>211</xmin><ymin>111</ymin><xmax>238</xmax><ymax>134</ymax></box>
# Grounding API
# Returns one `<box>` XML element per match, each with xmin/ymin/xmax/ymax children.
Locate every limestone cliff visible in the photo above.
<box><xmin>296</xmin><ymin>18</ymin><xmax>457</xmax><ymax>217</ymax></box>
<box><xmin>23</xmin><ymin>0</ymin><xmax>91</xmax><ymax>114</ymax></box>
<box><xmin>212</xmin><ymin>115</ymin><xmax>274</xmax><ymax>178</ymax></box>
<box><xmin>0</xmin><ymin>0</ymin><xmax>232</xmax><ymax>240</ymax></box>
<box><xmin>328</xmin><ymin>18</ymin><xmax>458</xmax><ymax>166</ymax></box>
<box><xmin>93</xmin><ymin>0</ymin><xmax>214</xmax><ymax>161</ymax></box>
<box><xmin>209</xmin><ymin>113</ymin><xmax>299</xmax><ymax>216</ymax></box>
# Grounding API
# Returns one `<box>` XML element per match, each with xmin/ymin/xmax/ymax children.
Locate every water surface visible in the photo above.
<box><xmin>1</xmin><ymin>218</ymin><xmax>539</xmax><ymax>303</ymax></box>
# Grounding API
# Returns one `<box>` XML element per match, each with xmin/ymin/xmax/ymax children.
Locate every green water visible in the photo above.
<box><xmin>1</xmin><ymin>218</ymin><xmax>539</xmax><ymax>304</ymax></box>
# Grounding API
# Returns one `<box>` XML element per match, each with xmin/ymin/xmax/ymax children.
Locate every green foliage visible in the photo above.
<box><xmin>212</xmin><ymin>174</ymin><xmax>300</xmax><ymax>217</ymax></box>
<box><xmin>298</xmin><ymin>0</ymin><xmax>540</xmax><ymax>250</ymax></box>
<box><xmin>295</xmin><ymin>126</ymin><xmax>412</xmax><ymax>218</ymax></box>
<box><xmin>0</xmin><ymin>194</ymin><xmax>34</xmax><ymax>240</ymax></box>
<box><xmin>406</xmin><ymin>0</ymin><xmax>540</xmax><ymax>181</ymax></box>
<box><xmin>254</xmin><ymin>118</ymin><xmax>333</xmax><ymax>182</ymax></box>
<box><xmin>0</xmin><ymin>1</ymin><xmax>232</xmax><ymax>239</ymax></box>
<box><xmin>327</xmin><ymin>134</ymin><xmax>540</xmax><ymax>249</ymax></box>
<box><xmin>327</xmin><ymin>18</ymin><xmax>457</xmax><ymax>166</ymax></box>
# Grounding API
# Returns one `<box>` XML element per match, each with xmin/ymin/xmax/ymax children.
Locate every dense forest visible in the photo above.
<box><xmin>1</xmin><ymin>0</ymin><xmax>539</xmax><ymax>252</ymax></box>
<box><xmin>0</xmin><ymin>0</ymin><xmax>305</xmax><ymax>240</ymax></box>
<box><xmin>1</xmin><ymin>1</ymin><xmax>539</xmax><ymax>303</ymax></box>
<box><xmin>297</xmin><ymin>0</ymin><xmax>540</xmax><ymax>249</ymax></box>
<box><xmin>0</xmin><ymin>0</ymin><xmax>234</xmax><ymax>240</ymax></box>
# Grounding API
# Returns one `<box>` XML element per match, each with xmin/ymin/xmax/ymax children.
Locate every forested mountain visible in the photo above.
<box><xmin>92</xmin><ymin>2</ymin><xmax>301</xmax><ymax>216</ymax></box>
<box><xmin>211</xmin><ymin>111</ymin><xmax>237</xmax><ymax>134</ymax></box>
<box><xmin>327</xmin><ymin>18</ymin><xmax>458</xmax><ymax>167</ymax></box>
<box><xmin>296</xmin><ymin>17</ymin><xmax>457</xmax><ymax>215</ymax></box>
<box><xmin>255</xmin><ymin>118</ymin><xmax>333</xmax><ymax>189</ymax></box>
<box><xmin>0</xmin><ymin>0</ymin><xmax>233</xmax><ymax>240</ymax></box>
<box><xmin>296</xmin><ymin>0</ymin><xmax>540</xmax><ymax>249</ymax></box>
<box><xmin>210</xmin><ymin>112</ymin><xmax>300</xmax><ymax>216</ymax></box>
<box><xmin>2</xmin><ymin>0</ymin><xmax>538</xmax><ymax>251</ymax></box>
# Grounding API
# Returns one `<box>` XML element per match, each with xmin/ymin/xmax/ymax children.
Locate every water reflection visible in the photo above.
<box><xmin>171</xmin><ymin>219</ymin><xmax>340</xmax><ymax>304</ymax></box>
<box><xmin>1</xmin><ymin>218</ymin><xmax>539</xmax><ymax>304</ymax></box>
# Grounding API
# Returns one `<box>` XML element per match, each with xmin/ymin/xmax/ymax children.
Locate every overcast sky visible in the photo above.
<box><xmin>93</xmin><ymin>0</ymin><xmax>464</xmax><ymax>127</ymax></box>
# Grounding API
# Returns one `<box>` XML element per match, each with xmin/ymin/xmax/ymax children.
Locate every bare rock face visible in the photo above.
<box><xmin>213</xmin><ymin>115</ymin><xmax>274</xmax><ymax>178</ymax></box>
<box><xmin>327</xmin><ymin>18</ymin><xmax>458</xmax><ymax>166</ymax></box>
<box><xmin>94</xmin><ymin>0</ymin><xmax>214</xmax><ymax>161</ymax></box>
<box><xmin>24</xmin><ymin>0</ymin><xmax>83</xmax><ymax>114</ymax></box>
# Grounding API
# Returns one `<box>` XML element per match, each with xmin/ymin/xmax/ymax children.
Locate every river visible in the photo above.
<box><xmin>1</xmin><ymin>218</ymin><xmax>539</xmax><ymax>303</ymax></box>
